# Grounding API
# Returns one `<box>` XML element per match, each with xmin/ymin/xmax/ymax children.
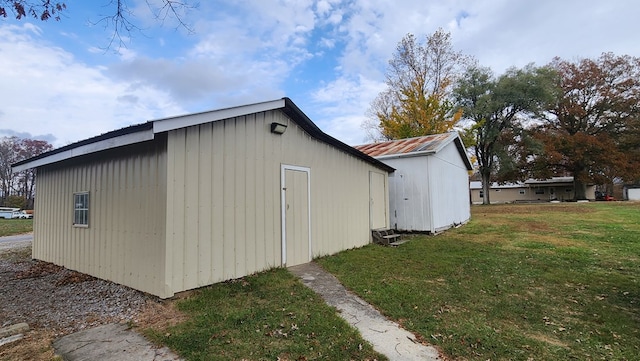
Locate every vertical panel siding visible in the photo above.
<box><xmin>33</xmin><ymin>140</ymin><xmax>168</xmax><ymax>297</ymax></box>
<box><xmin>428</xmin><ymin>143</ymin><xmax>471</xmax><ymax>231</ymax></box>
<box><xmin>385</xmin><ymin>144</ymin><xmax>471</xmax><ymax>233</ymax></box>
<box><xmin>165</xmin><ymin>109</ymin><xmax>387</xmax><ymax>295</ymax></box>
<box><xmin>386</xmin><ymin>157</ymin><xmax>431</xmax><ymax>231</ymax></box>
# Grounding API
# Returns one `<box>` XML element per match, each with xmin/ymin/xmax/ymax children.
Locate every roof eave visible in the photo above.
<box><xmin>11</xmin><ymin>124</ymin><xmax>154</xmax><ymax>172</ymax></box>
<box><xmin>12</xmin><ymin>97</ymin><xmax>395</xmax><ymax>174</ymax></box>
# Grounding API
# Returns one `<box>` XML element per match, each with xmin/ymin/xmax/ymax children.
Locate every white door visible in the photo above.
<box><xmin>628</xmin><ymin>188</ymin><xmax>640</xmax><ymax>201</ymax></box>
<box><xmin>281</xmin><ymin>165</ymin><xmax>311</xmax><ymax>267</ymax></box>
<box><xmin>370</xmin><ymin>171</ymin><xmax>387</xmax><ymax>229</ymax></box>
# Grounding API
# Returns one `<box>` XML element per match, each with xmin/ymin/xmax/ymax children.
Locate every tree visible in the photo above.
<box><xmin>0</xmin><ymin>136</ymin><xmax>53</xmax><ymax>208</ymax></box>
<box><xmin>0</xmin><ymin>137</ymin><xmax>17</xmax><ymax>204</ymax></box>
<box><xmin>531</xmin><ymin>53</ymin><xmax>640</xmax><ymax>199</ymax></box>
<box><xmin>0</xmin><ymin>0</ymin><xmax>195</xmax><ymax>48</ymax></box>
<box><xmin>367</xmin><ymin>29</ymin><xmax>471</xmax><ymax>140</ymax></box>
<box><xmin>0</xmin><ymin>0</ymin><xmax>65</xmax><ymax>21</ymax></box>
<box><xmin>454</xmin><ymin>64</ymin><xmax>557</xmax><ymax>204</ymax></box>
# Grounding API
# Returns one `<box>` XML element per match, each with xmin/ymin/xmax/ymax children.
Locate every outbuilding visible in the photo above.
<box><xmin>13</xmin><ymin>98</ymin><xmax>394</xmax><ymax>298</ymax></box>
<box><xmin>469</xmin><ymin>177</ymin><xmax>597</xmax><ymax>204</ymax></box>
<box><xmin>355</xmin><ymin>133</ymin><xmax>472</xmax><ymax>233</ymax></box>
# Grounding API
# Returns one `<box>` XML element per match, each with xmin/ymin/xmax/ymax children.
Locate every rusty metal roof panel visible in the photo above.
<box><xmin>354</xmin><ymin>133</ymin><xmax>455</xmax><ymax>157</ymax></box>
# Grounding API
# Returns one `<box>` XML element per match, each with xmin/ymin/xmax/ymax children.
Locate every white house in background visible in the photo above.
<box><xmin>624</xmin><ymin>185</ymin><xmax>640</xmax><ymax>201</ymax></box>
<box><xmin>355</xmin><ymin>132</ymin><xmax>473</xmax><ymax>233</ymax></box>
<box><xmin>469</xmin><ymin>177</ymin><xmax>597</xmax><ymax>204</ymax></box>
<box><xmin>12</xmin><ymin>98</ymin><xmax>394</xmax><ymax>298</ymax></box>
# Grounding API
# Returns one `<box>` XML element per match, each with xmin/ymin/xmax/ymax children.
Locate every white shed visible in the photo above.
<box><xmin>355</xmin><ymin>133</ymin><xmax>472</xmax><ymax>233</ymax></box>
<box><xmin>12</xmin><ymin>98</ymin><xmax>394</xmax><ymax>298</ymax></box>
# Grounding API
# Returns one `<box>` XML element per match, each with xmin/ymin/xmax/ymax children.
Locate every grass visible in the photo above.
<box><xmin>317</xmin><ymin>202</ymin><xmax>640</xmax><ymax>360</ymax></box>
<box><xmin>145</xmin><ymin>268</ymin><xmax>386</xmax><ymax>361</ymax></box>
<box><xmin>0</xmin><ymin>219</ymin><xmax>33</xmax><ymax>236</ymax></box>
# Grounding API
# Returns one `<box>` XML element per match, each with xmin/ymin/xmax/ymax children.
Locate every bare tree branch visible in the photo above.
<box><xmin>2</xmin><ymin>1</ymin><xmax>197</xmax><ymax>50</ymax></box>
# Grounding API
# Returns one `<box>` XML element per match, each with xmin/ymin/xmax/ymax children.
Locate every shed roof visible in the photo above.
<box><xmin>354</xmin><ymin>132</ymin><xmax>473</xmax><ymax>170</ymax></box>
<box><xmin>12</xmin><ymin>98</ymin><xmax>394</xmax><ymax>173</ymax></box>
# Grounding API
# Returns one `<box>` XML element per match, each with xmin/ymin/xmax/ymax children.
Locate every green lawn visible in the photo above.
<box><xmin>317</xmin><ymin>202</ymin><xmax>640</xmax><ymax>360</ymax></box>
<box><xmin>0</xmin><ymin>218</ymin><xmax>33</xmax><ymax>236</ymax></box>
<box><xmin>145</xmin><ymin>268</ymin><xmax>386</xmax><ymax>361</ymax></box>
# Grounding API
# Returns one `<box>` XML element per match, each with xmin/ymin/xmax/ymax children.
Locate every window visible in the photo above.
<box><xmin>519</xmin><ymin>189</ymin><xmax>526</xmax><ymax>195</ymax></box>
<box><xmin>495</xmin><ymin>189</ymin><xmax>501</xmax><ymax>192</ymax></box>
<box><xmin>535</xmin><ymin>188</ymin><xmax>545</xmax><ymax>195</ymax></box>
<box><xmin>73</xmin><ymin>192</ymin><xmax>89</xmax><ymax>226</ymax></box>
<box><xmin>479</xmin><ymin>190</ymin><xmax>484</xmax><ymax>198</ymax></box>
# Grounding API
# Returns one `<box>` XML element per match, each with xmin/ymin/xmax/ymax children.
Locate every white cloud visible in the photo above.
<box><xmin>0</xmin><ymin>24</ymin><xmax>185</xmax><ymax>147</ymax></box>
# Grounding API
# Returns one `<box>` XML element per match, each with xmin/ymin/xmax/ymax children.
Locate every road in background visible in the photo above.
<box><xmin>0</xmin><ymin>234</ymin><xmax>33</xmax><ymax>251</ymax></box>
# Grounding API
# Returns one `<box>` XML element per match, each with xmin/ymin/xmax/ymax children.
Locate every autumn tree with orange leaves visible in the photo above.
<box><xmin>530</xmin><ymin>53</ymin><xmax>640</xmax><ymax>200</ymax></box>
<box><xmin>365</xmin><ymin>29</ymin><xmax>471</xmax><ymax>140</ymax></box>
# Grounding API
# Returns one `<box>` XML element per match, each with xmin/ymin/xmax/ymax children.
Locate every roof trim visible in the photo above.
<box><xmin>12</xmin><ymin>98</ymin><xmax>394</xmax><ymax>174</ymax></box>
<box><xmin>12</xmin><ymin>123</ymin><xmax>154</xmax><ymax>172</ymax></box>
<box><xmin>152</xmin><ymin>98</ymin><xmax>286</xmax><ymax>133</ymax></box>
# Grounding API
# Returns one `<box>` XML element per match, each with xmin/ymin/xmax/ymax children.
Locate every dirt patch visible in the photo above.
<box><xmin>525</xmin><ymin>332</ymin><xmax>569</xmax><ymax>348</ymax></box>
<box><xmin>134</xmin><ymin>299</ymin><xmax>188</xmax><ymax>332</ymax></box>
<box><xmin>0</xmin><ymin>329</ymin><xmax>58</xmax><ymax>361</ymax></box>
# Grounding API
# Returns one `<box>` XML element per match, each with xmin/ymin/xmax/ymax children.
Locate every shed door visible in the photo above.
<box><xmin>370</xmin><ymin>171</ymin><xmax>387</xmax><ymax>229</ymax></box>
<box><xmin>281</xmin><ymin>165</ymin><xmax>311</xmax><ymax>267</ymax></box>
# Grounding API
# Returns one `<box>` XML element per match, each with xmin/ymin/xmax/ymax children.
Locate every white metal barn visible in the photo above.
<box><xmin>355</xmin><ymin>133</ymin><xmax>472</xmax><ymax>233</ymax></box>
<box><xmin>13</xmin><ymin>98</ymin><xmax>394</xmax><ymax>298</ymax></box>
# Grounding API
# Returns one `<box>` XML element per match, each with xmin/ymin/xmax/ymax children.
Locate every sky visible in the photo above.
<box><xmin>1</xmin><ymin>0</ymin><xmax>639</xmax><ymax>148</ymax></box>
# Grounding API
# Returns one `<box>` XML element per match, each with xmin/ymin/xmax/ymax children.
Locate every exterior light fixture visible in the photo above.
<box><xmin>270</xmin><ymin>122</ymin><xmax>287</xmax><ymax>134</ymax></box>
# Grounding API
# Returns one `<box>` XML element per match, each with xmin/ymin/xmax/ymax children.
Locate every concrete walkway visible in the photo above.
<box><xmin>54</xmin><ymin>323</ymin><xmax>182</xmax><ymax>361</ymax></box>
<box><xmin>289</xmin><ymin>262</ymin><xmax>442</xmax><ymax>361</ymax></box>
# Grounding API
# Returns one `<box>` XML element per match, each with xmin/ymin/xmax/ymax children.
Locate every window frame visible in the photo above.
<box><xmin>73</xmin><ymin>192</ymin><xmax>89</xmax><ymax>227</ymax></box>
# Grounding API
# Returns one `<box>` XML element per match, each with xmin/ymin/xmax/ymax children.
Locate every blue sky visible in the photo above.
<box><xmin>1</xmin><ymin>0</ymin><xmax>640</xmax><ymax>148</ymax></box>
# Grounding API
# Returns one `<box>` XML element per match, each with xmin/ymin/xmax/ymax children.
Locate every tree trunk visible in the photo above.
<box><xmin>574</xmin><ymin>180</ymin><xmax>587</xmax><ymax>200</ymax></box>
<box><xmin>573</xmin><ymin>171</ymin><xmax>588</xmax><ymax>200</ymax></box>
<box><xmin>481</xmin><ymin>168</ymin><xmax>491</xmax><ymax>205</ymax></box>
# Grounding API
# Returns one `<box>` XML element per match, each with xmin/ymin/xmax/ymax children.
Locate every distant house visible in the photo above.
<box><xmin>355</xmin><ymin>133</ymin><xmax>473</xmax><ymax>233</ymax></box>
<box><xmin>469</xmin><ymin>177</ymin><xmax>596</xmax><ymax>204</ymax></box>
<box><xmin>624</xmin><ymin>184</ymin><xmax>640</xmax><ymax>201</ymax></box>
<box><xmin>12</xmin><ymin>98</ymin><xmax>394</xmax><ymax>298</ymax></box>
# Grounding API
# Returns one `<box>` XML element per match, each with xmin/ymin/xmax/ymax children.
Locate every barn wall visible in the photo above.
<box><xmin>33</xmin><ymin>139</ymin><xmax>169</xmax><ymax>297</ymax></box>
<box><xmin>386</xmin><ymin>156</ymin><xmax>430</xmax><ymax>231</ymax></box>
<box><xmin>385</xmin><ymin>142</ymin><xmax>470</xmax><ymax>233</ymax></box>
<box><xmin>427</xmin><ymin>142</ymin><xmax>471</xmax><ymax>232</ymax></box>
<box><xmin>165</xmin><ymin>109</ymin><xmax>388</xmax><ymax>295</ymax></box>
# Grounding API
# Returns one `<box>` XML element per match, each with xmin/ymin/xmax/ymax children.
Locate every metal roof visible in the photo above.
<box><xmin>354</xmin><ymin>132</ymin><xmax>473</xmax><ymax>170</ymax></box>
<box><xmin>12</xmin><ymin>98</ymin><xmax>394</xmax><ymax>173</ymax></box>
